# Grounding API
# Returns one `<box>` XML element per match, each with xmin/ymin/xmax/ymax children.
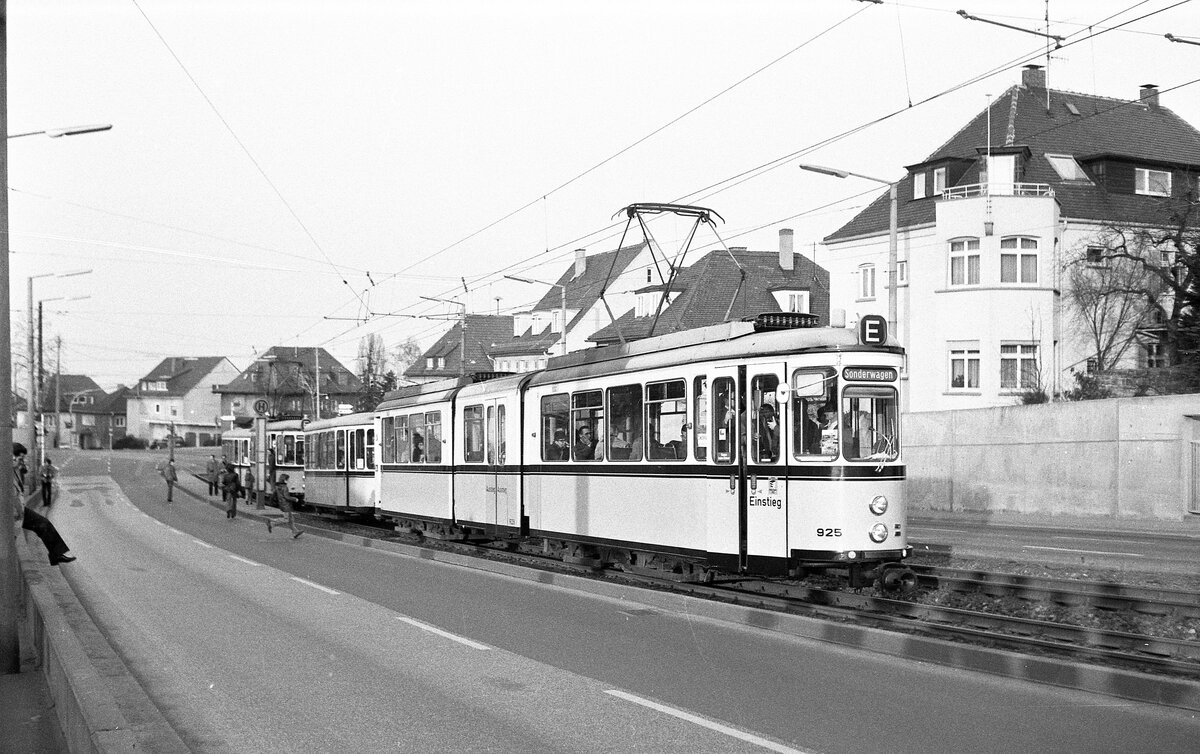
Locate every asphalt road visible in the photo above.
<box><xmin>42</xmin><ymin>449</ymin><xmax>1200</xmax><ymax>753</ymax></box>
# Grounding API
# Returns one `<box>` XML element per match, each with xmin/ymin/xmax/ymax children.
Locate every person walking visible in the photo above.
<box><xmin>266</xmin><ymin>473</ymin><xmax>302</xmax><ymax>538</ymax></box>
<box><xmin>205</xmin><ymin>455</ymin><xmax>219</xmax><ymax>496</ymax></box>
<box><xmin>39</xmin><ymin>457</ymin><xmax>58</xmax><ymax>509</ymax></box>
<box><xmin>162</xmin><ymin>459</ymin><xmax>178</xmax><ymax>503</ymax></box>
<box><xmin>221</xmin><ymin>463</ymin><xmax>240</xmax><ymax>519</ymax></box>
<box><xmin>13</xmin><ymin>445</ymin><xmax>74</xmax><ymax>565</ymax></box>
<box><xmin>243</xmin><ymin>467</ymin><xmax>256</xmax><ymax>509</ymax></box>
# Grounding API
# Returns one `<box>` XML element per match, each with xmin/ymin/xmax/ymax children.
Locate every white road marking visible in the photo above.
<box><xmin>394</xmin><ymin>617</ymin><xmax>490</xmax><ymax>650</ymax></box>
<box><xmin>192</xmin><ymin>540</ymin><xmax>214</xmax><ymax>548</ymax></box>
<box><xmin>605</xmin><ymin>690</ymin><xmax>812</xmax><ymax>754</ymax></box>
<box><xmin>1024</xmin><ymin>545</ymin><xmax>1145</xmax><ymax>557</ymax></box>
<box><xmin>290</xmin><ymin>576</ymin><xmax>340</xmax><ymax>595</ymax></box>
<box><xmin>228</xmin><ymin>555</ymin><xmax>261</xmax><ymax>567</ymax></box>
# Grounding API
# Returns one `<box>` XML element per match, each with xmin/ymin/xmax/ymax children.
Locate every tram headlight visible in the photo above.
<box><xmin>869</xmin><ymin>495</ymin><xmax>889</xmax><ymax>516</ymax></box>
<box><xmin>869</xmin><ymin>524</ymin><xmax>889</xmax><ymax>543</ymax></box>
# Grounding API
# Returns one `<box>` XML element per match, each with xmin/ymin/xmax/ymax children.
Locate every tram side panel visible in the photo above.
<box><xmin>453</xmin><ymin>382</ymin><xmax>523</xmax><ymax>532</ymax></box>
<box><xmin>376</xmin><ymin>400</ymin><xmax>455</xmax><ymax>523</ymax></box>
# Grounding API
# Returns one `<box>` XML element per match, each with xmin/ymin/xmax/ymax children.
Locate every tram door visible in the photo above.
<box><xmin>484</xmin><ymin>401</ymin><xmax>513</xmax><ymax>535</ymax></box>
<box><xmin>709</xmin><ymin>363</ymin><xmax>788</xmax><ymax>572</ymax></box>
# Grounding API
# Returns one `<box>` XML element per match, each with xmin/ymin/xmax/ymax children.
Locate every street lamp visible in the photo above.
<box><xmin>25</xmin><ymin>270</ymin><xmax>91</xmax><ymax>467</ymax></box>
<box><xmin>799</xmin><ymin>163</ymin><xmax>900</xmax><ymax>335</ymax></box>
<box><xmin>7</xmin><ymin>123</ymin><xmax>112</xmax><ymax>140</ymax></box>
<box><xmin>505</xmin><ymin>275</ymin><xmax>568</xmax><ymax>357</ymax></box>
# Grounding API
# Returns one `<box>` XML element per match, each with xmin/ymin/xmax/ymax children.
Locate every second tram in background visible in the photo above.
<box><xmin>220</xmin><ymin>419</ymin><xmax>306</xmax><ymax>500</ymax></box>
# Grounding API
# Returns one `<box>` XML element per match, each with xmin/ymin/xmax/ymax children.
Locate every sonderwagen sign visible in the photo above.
<box><xmin>842</xmin><ymin>367</ymin><xmax>898</xmax><ymax>382</ymax></box>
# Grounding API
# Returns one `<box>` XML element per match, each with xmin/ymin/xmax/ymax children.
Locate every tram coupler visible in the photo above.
<box><xmin>879</xmin><ymin>563</ymin><xmax>918</xmax><ymax>592</ymax></box>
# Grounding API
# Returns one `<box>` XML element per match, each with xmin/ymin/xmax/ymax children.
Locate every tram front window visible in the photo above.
<box><xmin>792</xmin><ymin>368</ymin><xmax>837</xmax><ymax>460</ymax></box>
<box><xmin>841</xmin><ymin>387</ymin><xmax>899</xmax><ymax>462</ymax></box>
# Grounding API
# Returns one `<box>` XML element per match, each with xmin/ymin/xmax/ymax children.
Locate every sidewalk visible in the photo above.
<box><xmin>0</xmin><ymin>670</ymin><xmax>66</xmax><ymax>753</ymax></box>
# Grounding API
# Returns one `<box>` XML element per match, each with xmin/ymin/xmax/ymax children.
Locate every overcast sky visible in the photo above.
<box><xmin>8</xmin><ymin>0</ymin><xmax>1200</xmax><ymax>390</ymax></box>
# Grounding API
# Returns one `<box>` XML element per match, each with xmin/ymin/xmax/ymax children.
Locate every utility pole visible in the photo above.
<box><xmin>1</xmin><ymin>0</ymin><xmax>22</xmax><ymax>673</ymax></box>
<box><xmin>54</xmin><ymin>336</ymin><xmax>61</xmax><ymax>450</ymax></box>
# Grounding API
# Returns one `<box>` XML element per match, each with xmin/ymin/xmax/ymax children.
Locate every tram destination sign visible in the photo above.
<box><xmin>842</xmin><ymin>367</ymin><xmax>897</xmax><ymax>382</ymax></box>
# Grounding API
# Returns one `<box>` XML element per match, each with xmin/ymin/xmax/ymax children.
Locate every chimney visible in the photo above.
<box><xmin>1139</xmin><ymin>83</ymin><xmax>1159</xmax><ymax>110</ymax></box>
<box><xmin>573</xmin><ymin>248</ymin><xmax>586</xmax><ymax>279</ymax></box>
<box><xmin>778</xmin><ymin>228</ymin><xmax>794</xmax><ymax>271</ymax></box>
<box><xmin>1021</xmin><ymin>64</ymin><xmax>1045</xmax><ymax>89</ymax></box>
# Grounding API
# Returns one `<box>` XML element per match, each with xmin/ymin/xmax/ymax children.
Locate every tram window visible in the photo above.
<box><xmin>464</xmin><ymin>405</ymin><xmax>485</xmax><ymax>463</ymax></box>
<box><xmin>792</xmin><ymin>368</ymin><xmax>837</xmax><ymax>460</ymax></box>
<box><xmin>282</xmin><ymin>435</ymin><xmax>296</xmax><ymax>465</ymax></box>
<box><xmin>486</xmin><ymin>406</ymin><xmax>496</xmax><ymax>465</ymax></box>
<box><xmin>409</xmin><ymin>412</ymin><xmax>427</xmax><ymax>463</ymax></box>
<box><xmin>395</xmin><ymin>415</ymin><xmax>410</xmax><ymax>463</ymax></box>
<box><xmin>425</xmin><ymin>411</ymin><xmax>442</xmax><ymax>463</ymax></box>
<box><xmin>647</xmin><ymin>380</ymin><xmax>687</xmax><ymax>461</ymax></box>
<box><xmin>841</xmin><ymin>387</ymin><xmax>899</xmax><ymax>462</ymax></box>
<box><xmin>751</xmin><ymin>374</ymin><xmax>781</xmax><ymax>464</ymax></box>
<box><xmin>336</xmin><ymin>430</ymin><xmax>346</xmax><ymax>470</ymax></box>
<box><xmin>497</xmin><ymin>405</ymin><xmax>506</xmax><ymax>465</ymax></box>
<box><xmin>571</xmin><ymin>390</ymin><xmax>604</xmax><ymax>461</ymax></box>
<box><xmin>713</xmin><ymin>377</ymin><xmax>737</xmax><ymax>464</ymax></box>
<box><xmin>296</xmin><ymin>438</ymin><xmax>305</xmax><ymax>467</ymax></box>
<box><xmin>354</xmin><ymin>429</ymin><xmax>367</xmax><ymax>470</ymax></box>
<box><xmin>366</xmin><ymin>429</ymin><xmax>375</xmax><ymax>469</ymax></box>
<box><xmin>606</xmin><ymin>384</ymin><xmax>642</xmax><ymax>461</ymax></box>
<box><xmin>693</xmin><ymin>377</ymin><xmax>708</xmax><ymax>461</ymax></box>
<box><xmin>541</xmin><ymin>394</ymin><xmax>569</xmax><ymax>461</ymax></box>
<box><xmin>382</xmin><ymin>417</ymin><xmax>395</xmax><ymax>463</ymax></box>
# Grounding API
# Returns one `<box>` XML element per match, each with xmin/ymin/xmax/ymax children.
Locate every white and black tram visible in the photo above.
<box><xmin>367</xmin><ymin>313</ymin><xmax>911</xmax><ymax>586</ymax></box>
<box><xmin>303</xmin><ymin>412</ymin><xmax>377</xmax><ymax>515</ymax></box>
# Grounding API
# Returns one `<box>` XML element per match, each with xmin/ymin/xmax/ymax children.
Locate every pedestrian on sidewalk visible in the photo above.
<box><xmin>267</xmin><ymin>473</ymin><xmax>301</xmax><ymax>538</ymax></box>
<box><xmin>12</xmin><ymin>445</ymin><xmax>74</xmax><ymax>565</ymax></box>
<box><xmin>221</xmin><ymin>463</ymin><xmax>240</xmax><ymax>519</ymax></box>
<box><xmin>12</xmin><ymin>444</ymin><xmax>27</xmax><ymax>493</ymax></box>
<box><xmin>243</xmin><ymin>467</ymin><xmax>255</xmax><ymax>509</ymax></box>
<box><xmin>161</xmin><ymin>459</ymin><xmax>178</xmax><ymax>503</ymax></box>
<box><xmin>38</xmin><ymin>457</ymin><xmax>57</xmax><ymax>509</ymax></box>
<box><xmin>205</xmin><ymin>455</ymin><xmax>219</xmax><ymax>496</ymax></box>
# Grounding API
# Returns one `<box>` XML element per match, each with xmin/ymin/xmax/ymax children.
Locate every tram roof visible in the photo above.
<box><xmin>305</xmin><ymin>411</ymin><xmax>375</xmax><ymax>431</ymax></box>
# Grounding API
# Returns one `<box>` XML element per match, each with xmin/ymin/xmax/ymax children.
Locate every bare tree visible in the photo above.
<box><xmin>356</xmin><ymin>334</ymin><xmax>395</xmax><ymax>410</ymax></box>
<box><xmin>391</xmin><ymin>336</ymin><xmax>423</xmax><ymax>377</ymax></box>
<box><xmin>1065</xmin><ymin>246</ymin><xmax>1152</xmax><ymax>372</ymax></box>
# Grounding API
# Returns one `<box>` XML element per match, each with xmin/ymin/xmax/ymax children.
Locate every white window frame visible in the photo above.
<box><xmin>932</xmin><ymin>166</ymin><xmax>947</xmax><ymax>195</ymax></box>
<box><xmin>912</xmin><ymin>171</ymin><xmax>926</xmax><ymax>200</ymax></box>
<box><xmin>114</xmin><ymin>416</ymin><xmax>126</xmax><ymax>428</ymax></box>
<box><xmin>786</xmin><ymin>291</ymin><xmax>810</xmax><ymax>313</ymax></box>
<box><xmin>1046</xmin><ymin>154</ymin><xmax>1090</xmax><ymax>181</ymax></box>
<box><xmin>1000</xmin><ymin>343</ymin><xmax>1039</xmax><ymax>390</ymax></box>
<box><xmin>1085</xmin><ymin>246</ymin><xmax>1107</xmax><ymax>268</ymax></box>
<box><xmin>949</xmin><ymin>238</ymin><xmax>980</xmax><ymax>287</ymax></box>
<box><xmin>898</xmin><ymin>260</ymin><xmax>907</xmax><ymax>284</ymax></box>
<box><xmin>859</xmin><ymin>264</ymin><xmax>876</xmax><ymax>300</ymax></box>
<box><xmin>1135</xmin><ymin>168</ymin><xmax>1171</xmax><ymax>197</ymax></box>
<box><xmin>948</xmin><ymin>346</ymin><xmax>980</xmax><ymax>391</ymax></box>
<box><xmin>1000</xmin><ymin>236</ymin><xmax>1038</xmax><ymax>284</ymax></box>
<box><xmin>1144</xmin><ymin>341</ymin><xmax>1166</xmax><ymax>369</ymax></box>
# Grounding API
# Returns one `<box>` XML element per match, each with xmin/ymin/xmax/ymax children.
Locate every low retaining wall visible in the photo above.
<box><xmin>906</xmin><ymin>394</ymin><xmax>1200</xmax><ymax>522</ymax></box>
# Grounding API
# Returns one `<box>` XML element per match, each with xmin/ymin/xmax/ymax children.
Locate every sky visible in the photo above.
<box><xmin>6</xmin><ymin>0</ymin><xmax>1200</xmax><ymax>391</ymax></box>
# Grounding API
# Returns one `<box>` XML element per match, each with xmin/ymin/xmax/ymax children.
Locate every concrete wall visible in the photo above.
<box><xmin>906</xmin><ymin>394</ymin><xmax>1200</xmax><ymax>521</ymax></box>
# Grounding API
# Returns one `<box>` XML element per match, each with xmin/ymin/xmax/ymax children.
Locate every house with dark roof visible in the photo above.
<box><xmin>70</xmin><ymin>386</ymin><xmax>132</xmax><ymax>450</ymax></box>
<box><xmin>215</xmin><ymin>346</ymin><xmax>361</xmax><ymax>425</ymax></box>
<box><xmin>129</xmin><ymin>357</ymin><xmax>241</xmax><ymax>445</ymax></box>
<box><xmin>820</xmin><ymin>65</ymin><xmax>1200</xmax><ymax>411</ymax></box>
<box><xmin>589</xmin><ymin>229</ymin><xmax>828</xmax><ymax>346</ymax></box>
<box><xmin>489</xmin><ymin>243</ymin><xmax>655</xmax><ymax>372</ymax></box>
<box><xmin>40</xmin><ymin>374</ymin><xmax>104</xmax><ymax>449</ymax></box>
<box><xmin>405</xmin><ymin>315</ymin><xmax>515</xmax><ymax>383</ymax></box>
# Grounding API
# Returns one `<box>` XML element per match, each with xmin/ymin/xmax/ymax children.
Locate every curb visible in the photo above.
<box><xmin>298</xmin><ymin>522</ymin><xmax>1200</xmax><ymax>712</ymax></box>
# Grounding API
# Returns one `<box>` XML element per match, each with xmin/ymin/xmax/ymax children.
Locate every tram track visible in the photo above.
<box><xmin>298</xmin><ymin>511</ymin><xmax>1200</xmax><ymax>679</ymax></box>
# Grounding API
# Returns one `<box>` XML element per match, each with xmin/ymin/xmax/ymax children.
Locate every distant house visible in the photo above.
<box><xmin>70</xmin><ymin>386</ymin><xmax>132</xmax><ymax>450</ymax></box>
<box><xmin>404</xmin><ymin>315</ymin><xmax>515</xmax><ymax>383</ymax></box>
<box><xmin>40</xmin><ymin>374</ymin><xmax>103</xmax><ymax>449</ymax></box>
<box><xmin>128</xmin><ymin>357</ymin><xmax>241</xmax><ymax>446</ymax></box>
<box><xmin>820</xmin><ymin>65</ymin><xmax>1200</xmax><ymax>410</ymax></box>
<box><xmin>215</xmin><ymin>346</ymin><xmax>361</xmax><ymax>425</ymax></box>
<box><xmin>490</xmin><ymin>243</ymin><xmax>655</xmax><ymax>372</ymax></box>
<box><xmin>589</xmin><ymin>230</ymin><xmax>829</xmax><ymax>346</ymax></box>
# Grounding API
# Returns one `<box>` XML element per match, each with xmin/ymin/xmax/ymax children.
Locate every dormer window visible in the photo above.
<box><xmin>1046</xmin><ymin>154</ymin><xmax>1090</xmax><ymax>181</ymax></box>
<box><xmin>932</xmin><ymin>167</ymin><xmax>947</xmax><ymax>195</ymax></box>
<box><xmin>1135</xmin><ymin>168</ymin><xmax>1171</xmax><ymax>197</ymax></box>
<box><xmin>913</xmin><ymin>171</ymin><xmax>927</xmax><ymax>200</ymax></box>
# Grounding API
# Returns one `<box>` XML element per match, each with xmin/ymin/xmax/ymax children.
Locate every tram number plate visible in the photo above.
<box><xmin>816</xmin><ymin>528</ymin><xmax>843</xmax><ymax>537</ymax></box>
<box><xmin>486</xmin><ymin>486</ymin><xmax>507</xmax><ymax>494</ymax></box>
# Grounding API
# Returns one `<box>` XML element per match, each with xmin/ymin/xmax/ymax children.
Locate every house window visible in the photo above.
<box><xmin>425</xmin><ymin>358</ymin><xmax>434</xmax><ymax>369</ymax></box>
<box><xmin>1000</xmin><ymin>237</ymin><xmax>1038</xmax><ymax>283</ymax></box>
<box><xmin>1046</xmin><ymin>154</ymin><xmax>1090</xmax><ymax>181</ymax></box>
<box><xmin>1144</xmin><ymin>342</ymin><xmax>1166</xmax><ymax>368</ymax></box>
<box><xmin>1086</xmin><ymin>357</ymin><xmax>1098</xmax><ymax>373</ymax></box>
<box><xmin>913</xmin><ymin>172</ymin><xmax>926</xmax><ymax>199</ymax></box>
<box><xmin>949</xmin><ymin>238</ymin><xmax>980</xmax><ymax>286</ymax></box>
<box><xmin>787</xmin><ymin>292</ymin><xmax>810</xmax><ymax>313</ymax></box>
<box><xmin>82</xmin><ymin>415</ymin><xmax>95</xmax><ymax>427</ymax></box>
<box><xmin>898</xmin><ymin>261</ymin><xmax>907</xmax><ymax>284</ymax></box>
<box><xmin>437</xmin><ymin>357</ymin><xmax>446</xmax><ymax>370</ymax></box>
<box><xmin>170</xmin><ymin>407</ymin><xmax>178</xmax><ymax>417</ymax></box>
<box><xmin>949</xmin><ymin>346</ymin><xmax>980</xmax><ymax>390</ymax></box>
<box><xmin>1086</xmin><ymin>247</ymin><xmax>1107</xmax><ymax>267</ymax></box>
<box><xmin>932</xmin><ymin>166</ymin><xmax>947</xmax><ymax>195</ymax></box>
<box><xmin>646</xmin><ymin>269</ymin><xmax>652</xmax><ymax>283</ymax></box>
<box><xmin>114</xmin><ymin>417</ymin><xmax>126</xmax><ymax>427</ymax></box>
<box><xmin>859</xmin><ymin>265</ymin><xmax>876</xmax><ymax>300</ymax></box>
<box><xmin>155</xmin><ymin>403</ymin><xmax>161</xmax><ymax>414</ymax></box>
<box><xmin>1000</xmin><ymin>344</ymin><xmax>1039</xmax><ymax>389</ymax></box>
<box><xmin>1135</xmin><ymin>168</ymin><xmax>1171</xmax><ymax>197</ymax></box>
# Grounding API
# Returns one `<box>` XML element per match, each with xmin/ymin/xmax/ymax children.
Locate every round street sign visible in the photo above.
<box><xmin>254</xmin><ymin>399</ymin><xmax>269</xmax><ymax>416</ymax></box>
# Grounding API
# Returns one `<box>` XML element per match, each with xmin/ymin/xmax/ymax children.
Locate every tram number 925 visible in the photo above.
<box><xmin>816</xmin><ymin>528</ymin><xmax>843</xmax><ymax>537</ymax></box>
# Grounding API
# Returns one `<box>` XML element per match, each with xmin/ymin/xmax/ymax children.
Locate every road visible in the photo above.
<box><xmin>41</xmin><ymin>449</ymin><xmax>1200</xmax><ymax>753</ymax></box>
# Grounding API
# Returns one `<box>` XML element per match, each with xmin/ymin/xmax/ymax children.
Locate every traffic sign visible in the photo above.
<box><xmin>254</xmin><ymin>399</ymin><xmax>269</xmax><ymax>416</ymax></box>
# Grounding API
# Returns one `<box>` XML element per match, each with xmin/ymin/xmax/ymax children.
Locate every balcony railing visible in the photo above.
<box><xmin>941</xmin><ymin>182</ymin><xmax>1054</xmax><ymax>200</ymax></box>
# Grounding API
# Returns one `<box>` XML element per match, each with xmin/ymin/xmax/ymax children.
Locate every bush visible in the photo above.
<box><xmin>1061</xmin><ymin>370</ymin><xmax>1112</xmax><ymax>401</ymax></box>
<box><xmin>113</xmin><ymin>436</ymin><xmax>147</xmax><ymax>450</ymax></box>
